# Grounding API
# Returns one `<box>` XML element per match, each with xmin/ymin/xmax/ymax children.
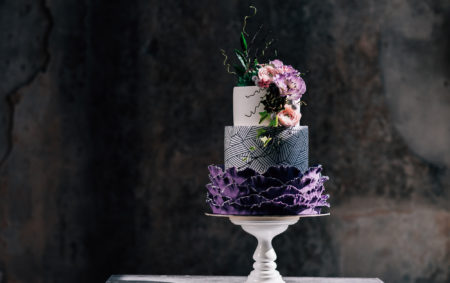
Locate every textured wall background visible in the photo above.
<box><xmin>0</xmin><ymin>0</ymin><xmax>449</xmax><ymax>282</ymax></box>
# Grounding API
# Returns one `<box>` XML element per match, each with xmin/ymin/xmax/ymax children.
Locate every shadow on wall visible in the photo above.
<box><xmin>380</xmin><ymin>1</ymin><xmax>450</xmax><ymax>169</ymax></box>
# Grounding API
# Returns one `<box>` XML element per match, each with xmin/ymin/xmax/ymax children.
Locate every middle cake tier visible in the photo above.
<box><xmin>224</xmin><ymin>126</ymin><xmax>309</xmax><ymax>173</ymax></box>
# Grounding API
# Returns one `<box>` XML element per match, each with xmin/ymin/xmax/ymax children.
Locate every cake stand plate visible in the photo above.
<box><xmin>206</xmin><ymin>213</ymin><xmax>329</xmax><ymax>283</ymax></box>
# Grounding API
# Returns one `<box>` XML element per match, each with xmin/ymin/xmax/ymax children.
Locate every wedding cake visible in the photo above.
<box><xmin>206</xmin><ymin>13</ymin><xmax>329</xmax><ymax>216</ymax></box>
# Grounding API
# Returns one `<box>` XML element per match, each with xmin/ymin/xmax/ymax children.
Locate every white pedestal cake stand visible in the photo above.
<box><xmin>206</xmin><ymin>213</ymin><xmax>329</xmax><ymax>283</ymax></box>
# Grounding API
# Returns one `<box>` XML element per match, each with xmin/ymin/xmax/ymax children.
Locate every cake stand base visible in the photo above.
<box><xmin>206</xmin><ymin>213</ymin><xmax>329</xmax><ymax>283</ymax></box>
<box><xmin>229</xmin><ymin>216</ymin><xmax>300</xmax><ymax>283</ymax></box>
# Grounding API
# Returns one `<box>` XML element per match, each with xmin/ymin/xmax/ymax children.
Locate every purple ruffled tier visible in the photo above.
<box><xmin>206</xmin><ymin>165</ymin><xmax>330</xmax><ymax>215</ymax></box>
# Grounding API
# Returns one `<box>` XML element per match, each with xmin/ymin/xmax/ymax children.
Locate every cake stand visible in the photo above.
<box><xmin>206</xmin><ymin>213</ymin><xmax>329</xmax><ymax>283</ymax></box>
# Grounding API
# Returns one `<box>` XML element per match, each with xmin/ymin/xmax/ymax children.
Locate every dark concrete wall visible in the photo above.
<box><xmin>0</xmin><ymin>1</ymin><xmax>449</xmax><ymax>282</ymax></box>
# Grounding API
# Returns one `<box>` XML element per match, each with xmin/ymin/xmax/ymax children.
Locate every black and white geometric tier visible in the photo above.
<box><xmin>224</xmin><ymin>126</ymin><xmax>308</xmax><ymax>173</ymax></box>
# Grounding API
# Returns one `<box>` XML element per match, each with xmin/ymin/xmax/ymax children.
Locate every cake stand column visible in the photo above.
<box><xmin>230</xmin><ymin>217</ymin><xmax>300</xmax><ymax>283</ymax></box>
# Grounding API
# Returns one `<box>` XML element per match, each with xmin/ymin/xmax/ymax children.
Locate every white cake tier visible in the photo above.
<box><xmin>233</xmin><ymin>86</ymin><xmax>300</xmax><ymax>126</ymax></box>
<box><xmin>233</xmin><ymin>86</ymin><xmax>268</xmax><ymax>126</ymax></box>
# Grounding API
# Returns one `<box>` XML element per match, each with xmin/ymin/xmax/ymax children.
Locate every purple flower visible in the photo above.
<box><xmin>267</xmin><ymin>59</ymin><xmax>306</xmax><ymax>100</ymax></box>
<box><xmin>206</xmin><ymin>165</ymin><xmax>330</xmax><ymax>215</ymax></box>
<box><xmin>270</xmin><ymin>60</ymin><xmax>298</xmax><ymax>76</ymax></box>
<box><xmin>274</xmin><ymin>72</ymin><xmax>307</xmax><ymax>100</ymax></box>
<box><xmin>270</xmin><ymin>59</ymin><xmax>284</xmax><ymax>68</ymax></box>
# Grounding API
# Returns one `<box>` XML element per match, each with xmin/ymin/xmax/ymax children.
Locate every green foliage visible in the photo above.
<box><xmin>240</xmin><ymin>32</ymin><xmax>248</xmax><ymax>54</ymax></box>
<box><xmin>234</xmin><ymin>49</ymin><xmax>247</xmax><ymax>69</ymax></box>
<box><xmin>269</xmin><ymin>115</ymin><xmax>279</xmax><ymax>127</ymax></box>
<box><xmin>220</xmin><ymin>6</ymin><xmax>264</xmax><ymax>86</ymax></box>
<box><xmin>220</xmin><ymin>5</ymin><xmax>280</xmax><ymax>87</ymax></box>
<box><xmin>259</xmin><ymin>111</ymin><xmax>269</xmax><ymax>124</ymax></box>
<box><xmin>233</xmin><ymin>64</ymin><xmax>246</xmax><ymax>77</ymax></box>
<box><xmin>236</xmin><ymin>67</ymin><xmax>258</xmax><ymax>86</ymax></box>
<box><xmin>257</xmin><ymin>128</ymin><xmax>267</xmax><ymax>137</ymax></box>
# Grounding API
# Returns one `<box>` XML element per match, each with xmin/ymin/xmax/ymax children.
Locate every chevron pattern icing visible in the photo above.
<box><xmin>224</xmin><ymin>126</ymin><xmax>308</xmax><ymax>173</ymax></box>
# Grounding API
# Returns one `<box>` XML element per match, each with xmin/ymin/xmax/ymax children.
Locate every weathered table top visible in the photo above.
<box><xmin>107</xmin><ymin>275</ymin><xmax>384</xmax><ymax>283</ymax></box>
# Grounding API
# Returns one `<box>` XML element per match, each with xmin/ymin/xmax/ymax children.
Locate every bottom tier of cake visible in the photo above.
<box><xmin>206</xmin><ymin>165</ymin><xmax>329</xmax><ymax>215</ymax></box>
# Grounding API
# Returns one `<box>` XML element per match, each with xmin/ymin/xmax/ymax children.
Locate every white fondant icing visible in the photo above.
<box><xmin>233</xmin><ymin>86</ymin><xmax>268</xmax><ymax>126</ymax></box>
<box><xmin>233</xmin><ymin>86</ymin><xmax>301</xmax><ymax>126</ymax></box>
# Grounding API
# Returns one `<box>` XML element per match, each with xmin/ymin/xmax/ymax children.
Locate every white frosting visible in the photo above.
<box><xmin>233</xmin><ymin>86</ymin><xmax>301</xmax><ymax>126</ymax></box>
<box><xmin>233</xmin><ymin>86</ymin><xmax>268</xmax><ymax>126</ymax></box>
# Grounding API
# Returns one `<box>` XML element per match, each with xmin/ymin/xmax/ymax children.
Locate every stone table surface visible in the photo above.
<box><xmin>106</xmin><ymin>275</ymin><xmax>384</xmax><ymax>283</ymax></box>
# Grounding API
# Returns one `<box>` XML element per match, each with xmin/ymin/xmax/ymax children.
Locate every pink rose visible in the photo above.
<box><xmin>257</xmin><ymin>65</ymin><xmax>279</xmax><ymax>88</ymax></box>
<box><xmin>277</xmin><ymin>105</ymin><xmax>301</xmax><ymax>127</ymax></box>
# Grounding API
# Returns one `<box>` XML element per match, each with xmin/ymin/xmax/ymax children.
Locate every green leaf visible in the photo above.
<box><xmin>249</xmin><ymin>146</ymin><xmax>256</xmax><ymax>151</ymax></box>
<box><xmin>242</xmin><ymin>157</ymin><xmax>248</xmax><ymax>162</ymax></box>
<box><xmin>269</xmin><ymin>115</ymin><xmax>279</xmax><ymax>127</ymax></box>
<box><xmin>233</xmin><ymin>64</ymin><xmax>246</xmax><ymax>76</ymax></box>
<box><xmin>237</xmin><ymin>79</ymin><xmax>247</xmax><ymax>86</ymax></box>
<box><xmin>237</xmin><ymin>74</ymin><xmax>254</xmax><ymax>86</ymax></box>
<box><xmin>259</xmin><ymin>111</ymin><xmax>269</xmax><ymax>124</ymax></box>
<box><xmin>234</xmin><ymin>49</ymin><xmax>247</xmax><ymax>69</ymax></box>
<box><xmin>240</xmin><ymin>32</ymin><xmax>248</xmax><ymax>53</ymax></box>
<box><xmin>257</xmin><ymin>128</ymin><xmax>267</xmax><ymax>137</ymax></box>
<box><xmin>253</xmin><ymin>58</ymin><xmax>259</xmax><ymax>68</ymax></box>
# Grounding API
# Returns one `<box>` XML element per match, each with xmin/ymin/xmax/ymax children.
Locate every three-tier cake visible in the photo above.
<box><xmin>206</xmin><ymin>15</ymin><xmax>329</xmax><ymax>215</ymax></box>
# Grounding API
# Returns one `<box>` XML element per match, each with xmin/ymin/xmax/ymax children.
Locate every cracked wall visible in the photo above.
<box><xmin>0</xmin><ymin>1</ymin><xmax>449</xmax><ymax>283</ymax></box>
<box><xmin>0</xmin><ymin>0</ymin><xmax>51</xmax><ymax>167</ymax></box>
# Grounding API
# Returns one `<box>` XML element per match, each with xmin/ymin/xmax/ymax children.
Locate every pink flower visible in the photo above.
<box><xmin>257</xmin><ymin>65</ymin><xmax>279</xmax><ymax>88</ymax></box>
<box><xmin>269</xmin><ymin>59</ymin><xmax>284</xmax><ymax>68</ymax></box>
<box><xmin>270</xmin><ymin>60</ymin><xmax>298</xmax><ymax>75</ymax></box>
<box><xmin>277</xmin><ymin>105</ymin><xmax>301</xmax><ymax>127</ymax></box>
<box><xmin>280</xmin><ymin>64</ymin><xmax>298</xmax><ymax>74</ymax></box>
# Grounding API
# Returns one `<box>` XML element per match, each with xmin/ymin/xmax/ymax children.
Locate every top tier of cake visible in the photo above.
<box><xmin>233</xmin><ymin>86</ymin><xmax>301</xmax><ymax>126</ymax></box>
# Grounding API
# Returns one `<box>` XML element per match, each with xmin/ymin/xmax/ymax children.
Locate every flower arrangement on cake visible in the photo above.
<box><xmin>229</xmin><ymin>56</ymin><xmax>306</xmax><ymax>128</ymax></box>
<box><xmin>206</xmin><ymin>6</ymin><xmax>329</xmax><ymax>215</ymax></box>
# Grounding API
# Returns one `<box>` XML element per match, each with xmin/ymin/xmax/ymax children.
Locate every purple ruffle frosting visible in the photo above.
<box><xmin>206</xmin><ymin>165</ymin><xmax>330</xmax><ymax>215</ymax></box>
